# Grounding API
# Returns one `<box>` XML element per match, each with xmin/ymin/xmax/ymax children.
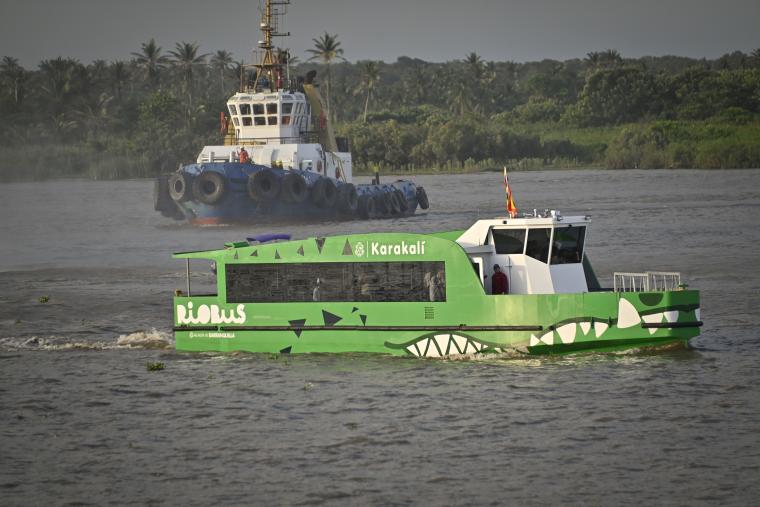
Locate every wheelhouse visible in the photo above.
<box><xmin>456</xmin><ymin>211</ymin><xmax>592</xmax><ymax>295</ymax></box>
<box><xmin>227</xmin><ymin>91</ymin><xmax>311</xmax><ymax>144</ymax></box>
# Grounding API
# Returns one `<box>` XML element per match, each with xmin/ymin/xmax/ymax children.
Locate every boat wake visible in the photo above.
<box><xmin>0</xmin><ymin>329</ymin><xmax>173</xmax><ymax>351</ymax></box>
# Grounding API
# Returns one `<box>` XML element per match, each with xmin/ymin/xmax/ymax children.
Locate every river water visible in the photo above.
<box><xmin>1</xmin><ymin>170</ymin><xmax>759</xmax><ymax>506</ymax></box>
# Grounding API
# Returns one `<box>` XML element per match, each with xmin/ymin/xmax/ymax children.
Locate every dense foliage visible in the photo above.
<box><xmin>1</xmin><ymin>45</ymin><xmax>760</xmax><ymax>180</ymax></box>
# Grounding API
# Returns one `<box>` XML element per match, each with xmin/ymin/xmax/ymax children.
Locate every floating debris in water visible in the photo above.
<box><xmin>146</xmin><ymin>362</ymin><xmax>165</xmax><ymax>371</ymax></box>
<box><xmin>38</xmin><ymin>296</ymin><xmax>49</xmax><ymax>304</ymax></box>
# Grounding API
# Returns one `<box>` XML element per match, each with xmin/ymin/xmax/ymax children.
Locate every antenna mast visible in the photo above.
<box><xmin>252</xmin><ymin>0</ymin><xmax>291</xmax><ymax>92</ymax></box>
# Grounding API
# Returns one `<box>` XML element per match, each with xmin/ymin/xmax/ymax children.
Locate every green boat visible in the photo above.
<box><xmin>172</xmin><ymin>211</ymin><xmax>702</xmax><ymax>356</ymax></box>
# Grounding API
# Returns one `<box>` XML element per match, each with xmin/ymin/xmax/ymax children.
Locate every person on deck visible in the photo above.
<box><xmin>239</xmin><ymin>146</ymin><xmax>250</xmax><ymax>164</ymax></box>
<box><xmin>492</xmin><ymin>264</ymin><xmax>509</xmax><ymax>294</ymax></box>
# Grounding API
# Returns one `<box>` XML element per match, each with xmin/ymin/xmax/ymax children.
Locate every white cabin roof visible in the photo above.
<box><xmin>456</xmin><ymin>213</ymin><xmax>591</xmax><ymax>248</ymax></box>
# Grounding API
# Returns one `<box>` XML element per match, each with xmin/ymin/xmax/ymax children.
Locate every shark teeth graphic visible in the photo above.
<box><xmin>556</xmin><ymin>323</ymin><xmax>577</xmax><ymax>344</ymax></box>
<box><xmin>530</xmin><ymin>334</ymin><xmax>540</xmax><ymax>347</ymax></box>
<box><xmin>405</xmin><ymin>334</ymin><xmax>485</xmax><ymax>358</ymax></box>
<box><xmin>642</xmin><ymin>312</ymin><xmax>664</xmax><ymax>335</ymax></box>
<box><xmin>695</xmin><ymin>308</ymin><xmax>700</xmax><ymax>321</ymax></box>
<box><xmin>617</xmin><ymin>298</ymin><xmax>641</xmax><ymax>329</ymax></box>
<box><xmin>664</xmin><ymin>310</ymin><xmax>679</xmax><ymax>323</ymax></box>
<box><xmin>539</xmin><ymin>330</ymin><xmax>554</xmax><ymax>346</ymax></box>
<box><xmin>594</xmin><ymin>321</ymin><xmax>609</xmax><ymax>338</ymax></box>
<box><xmin>580</xmin><ymin>321</ymin><xmax>591</xmax><ymax>336</ymax></box>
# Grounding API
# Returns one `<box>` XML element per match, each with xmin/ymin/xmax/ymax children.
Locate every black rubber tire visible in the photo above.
<box><xmin>168</xmin><ymin>172</ymin><xmax>193</xmax><ymax>202</ymax></box>
<box><xmin>337</xmin><ymin>184</ymin><xmax>359</xmax><ymax>214</ymax></box>
<box><xmin>416</xmin><ymin>186</ymin><xmax>430</xmax><ymax>209</ymax></box>
<box><xmin>388</xmin><ymin>191</ymin><xmax>402</xmax><ymax>215</ymax></box>
<box><xmin>192</xmin><ymin>171</ymin><xmax>227</xmax><ymax>205</ymax></box>
<box><xmin>311</xmin><ymin>178</ymin><xmax>337</xmax><ymax>209</ymax></box>
<box><xmin>357</xmin><ymin>194</ymin><xmax>376</xmax><ymax>219</ymax></box>
<box><xmin>248</xmin><ymin>169</ymin><xmax>281</xmax><ymax>202</ymax></box>
<box><xmin>154</xmin><ymin>175</ymin><xmax>174</xmax><ymax>211</ymax></box>
<box><xmin>281</xmin><ymin>172</ymin><xmax>308</xmax><ymax>203</ymax></box>
<box><xmin>394</xmin><ymin>189</ymin><xmax>409</xmax><ymax>213</ymax></box>
<box><xmin>372</xmin><ymin>193</ymin><xmax>387</xmax><ymax>215</ymax></box>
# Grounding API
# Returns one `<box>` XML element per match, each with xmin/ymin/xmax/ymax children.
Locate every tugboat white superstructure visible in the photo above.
<box><xmin>154</xmin><ymin>0</ymin><xmax>429</xmax><ymax>225</ymax></box>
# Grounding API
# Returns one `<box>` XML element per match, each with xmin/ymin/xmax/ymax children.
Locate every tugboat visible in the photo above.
<box><xmin>170</xmin><ymin>211</ymin><xmax>702</xmax><ymax>356</ymax></box>
<box><xmin>153</xmin><ymin>0</ymin><xmax>429</xmax><ymax>225</ymax></box>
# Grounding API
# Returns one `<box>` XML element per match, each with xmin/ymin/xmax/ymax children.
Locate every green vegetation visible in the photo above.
<box><xmin>1</xmin><ymin>45</ymin><xmax>760</xmax><ymax>181</ymax></box>
<box><xmin>146</xmin><ymin>361</ymin><xmax>165</xmax><ymax>371</ymax></box>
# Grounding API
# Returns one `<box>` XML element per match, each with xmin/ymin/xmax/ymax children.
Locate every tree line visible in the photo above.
<box><xmin>1</xmin><ymin>37</ymin><xmax>760</xmax><ymax>181</ymax></box>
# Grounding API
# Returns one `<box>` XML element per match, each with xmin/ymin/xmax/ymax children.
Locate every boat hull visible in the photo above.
<box><xmin>156</xmin><ymin>163</ymin><xmax>424</xmax><ymax>225</ymax></box>
<box><xmin>173</xmin><ymin>290</ymin><xmax>701</xmax><ymax>357</ymax></box>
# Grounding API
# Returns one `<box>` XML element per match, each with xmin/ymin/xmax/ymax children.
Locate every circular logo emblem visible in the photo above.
<box><xmin>354</xmin><ymin>242</ymin><xmax>365</xmax><ymax>257</ymax></box>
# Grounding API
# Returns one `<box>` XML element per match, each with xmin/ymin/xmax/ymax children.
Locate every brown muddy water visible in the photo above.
<box><xmin>1</xmin><ymin>169</ymin><xmax>759</xmax><ymax>506</ymax></box>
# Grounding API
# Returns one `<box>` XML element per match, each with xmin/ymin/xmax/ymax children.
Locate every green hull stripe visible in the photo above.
<box><xmin>175</xmin><ymin>325</ymin><xmax>543</xmax><ymax>332</ymax></box>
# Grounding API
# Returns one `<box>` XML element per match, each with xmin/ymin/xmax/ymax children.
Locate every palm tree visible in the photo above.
<box><xmin>750</xmin><ymin>48</ymin><xmax>760</xmax><ymax>69</ymax></box>
<box><xmin>355</xmin><ymin>61</ymin><xmax>380</xmax><ymax>122</ymax></box>
<box><xmin>169</xmin><ymin>41</ymin><xmax>209</xmax><ymax>108</ymax></box>
<box><xmin>464</xmin><ymin>52</ymin><xmax>484</xmax><ymax>82</ymax></box>
<box><xmin>0</xmin><ymin>56</ymin><xmax>25</xmax><ymax>105</ymax></box>
<box><xmin>131</xmin><ymin>38</ymin><xmax>168</xmax><ymax>88</ymax></box>
<box><xmin>108</xmin><ymin>61</ymin><xmax>129</xmax><ymax>102</ymax></box>
<box><xmin>306</xmin><ymin>32</ymin><xmax>346</xmax><ymax>120</ymax></box>
<box><xmin>38</xmin><ymin>57</ymin><xmax>81</xmax><ymax>109</ymax></box>
<box><xmin>404</xmin><ymin>61</ymin><xmax>428</xmax><ymax>105</ymax></box>
<box><xmin>210</xmin><ymin>49</ymin><xmax>233</xmax><ymax>96</ymax></box>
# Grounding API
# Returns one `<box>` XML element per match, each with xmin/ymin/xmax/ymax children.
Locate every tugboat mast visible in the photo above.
<box><xmin>251</xmin><ymin>0</ymin><xmax>291</xmax><ymax>92</ymax></box>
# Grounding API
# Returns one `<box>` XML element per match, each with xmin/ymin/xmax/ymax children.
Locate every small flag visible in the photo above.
<box><xmin>504</xmin><ymin>167</ymin><xmax>518</xmax><ymax>218</ymax></box>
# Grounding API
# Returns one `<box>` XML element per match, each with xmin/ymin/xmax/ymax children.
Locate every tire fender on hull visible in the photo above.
<box><xmin>281</xmin><ymin>172</ymin><xmax>309</xmax><ymax>203</ymax></box>
<box><xmin>248</xmin><ymin>169</ymin><xmax>281</xmax><ymax>202</ymax></box>
<box><xmin>357</xmin><ymin>194</ymin><xmax>376</xmax><ymax>219</ymax></box>
<box><xmin>168</xmin><ymin>172</ymin><xmax>193</xmax><ymax>202</ymax></box>
<box><xmin>337</xmin><ymin>183</ymin><xmax>359</xmax><ymax>214</ymax></box>
<box><xmin>193</xmin><ymin>171</ymin><xmax>227</xmax><ymax>205</ymax></box>
<box><xmin>416</xmin><ymin>186</ymin><xmax>430</xmax><ymax>209</ymax></box>
<box><xmin>311</xmin><ymin>178</ymin><xmax>337</xmax><ymax>209</ymax></box>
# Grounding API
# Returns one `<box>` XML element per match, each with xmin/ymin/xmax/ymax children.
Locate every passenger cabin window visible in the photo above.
<box><xmin>240</xmin><ymin>104</ymin><xmax>251</xmax><ymax>115</ymax></box>
<box><xmin>492</xmin><ymin>228</ymin><xmax>526</xmax><ymax>254</ymax></box>
<box><xmin>525</xmin><ymin>228</ymin><xmax>551</xmax><ymax>263</ymax></box>
<box><xmin>226</xmin><ymin>261</ymin><xmax>446</xmax><ymax>303</ymax></box>
<box><xmin>551</xmin><ymin>226</ymin><xmax>586</xmax><ymax>265</ymax></box>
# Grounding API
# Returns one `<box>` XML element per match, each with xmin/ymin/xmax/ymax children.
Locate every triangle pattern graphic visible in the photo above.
<box><xmin>280</xmin><ymin>346</ymin><xmax>292</xmax><ymax>354</ymax></box>
<box><xmin>250</xmin><ymin>250</ymin><xmax>258</xmax><ymax>257</ymax></box>
<box><xmin>289</xmin><ymin>319</ymin><xmax>307</xmax><ymax>338</ymax></box>
<box><xmin>342</xmin><ymin>240</ymin><xmax>353</xmax><ymax>256</ymax></box>
<box><xmin>322</xmin><ymin>310</ymin><xmax>342</xmax><ymax>326</ymax></box>
<box><xmin>351</xmin><ymin>307</ymin><xmax>359</xmax><ymax>313</ymax></box>
<box><xmin>233</xmin><ymin>252</ymin><xmax>238</xmax><ymax>260</ymax></box>
<box><xmin>274</xmin><ymin>250</ymin><xmax>281</xmax><ymax>259</ymax></box>
<box><xmin>359</xmin><ymin>314</ymin><xmax>367</xmax><ymax>326</ymax></box>
<box><xmin>296</xmin><ymin>246</ymin><xmax>304</xmax><ymax>256</ymax></box>
<box><xmin>315</xmin><ymin>237</ymin><xmax>326</xmax><ymax>254</ymax></box>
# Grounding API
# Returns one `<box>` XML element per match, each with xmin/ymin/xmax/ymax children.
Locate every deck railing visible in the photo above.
<box><xmin>613</xmin><ymin>271</ymin><xmax>682</xmax><ymax>292</ymax></box>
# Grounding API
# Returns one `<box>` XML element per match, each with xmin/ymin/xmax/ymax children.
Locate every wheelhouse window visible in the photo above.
<box><xmin>551</xmin><ymin>226</ymin><xmax>586</xmax><ymax>265</ymax></box>
<box><xmin>266</xmin><ymin>103</ymin><xmax>278</xmax><ymax>114</ymax></box>
<box><xmin>226</xmin><ymin>261</ymin><xmax>446</xmax><ymax>303</ymax></box>
<box><xmin>254</xmin><ymin>117</ymin><xmax>266</xmax><ymax>126</ymax></box>
<box><xmin>267</xmin><ymin>116</ymin><xmax>278</xmax><ymax>125</ymax></box>
<box><xmin>228</xmin><ymin>104</ymin><xmax>238</xmax><ymax>115</ymax></box>
<box><xmin>525</xmin><ymin>228</ymin><xmax>551</xmax><ymax>263</ymax></box>
<box><xmin>239</xmin><ymin>104</ymin><xmax>251</xmax><ymax>115</ymax></box>
<box><xmin>242</xmin><ymin>117</ymin><xmax>252</xmax><ymax>126</ymax></box>
<box><xmin>253</xmin><ymin>103</ymin><xmax>265</xmax><ymax>115</ymax></box>
<box><xmin>492</xmin><ymin>228</ymin><xmax>526</xmax><ymax>254</ymax></box>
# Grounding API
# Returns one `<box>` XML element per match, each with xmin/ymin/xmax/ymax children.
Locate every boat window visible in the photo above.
<box><xmin>253</xmin><ymin>103</ymin><xmax>265</xmax><ymax>115</ymax></box>
<box><xmin>228</xmin><ymin>104</ymin><xmax>238</xmax><ymax>115</ymax></box>
<box><xmin>242</xmin><ymin>117</ymin><xmax>252</xmax><ymax>126</ymax></box>
<box><xmin>551</xmin><ymin>226</ymin><xmax>586</xmax><ymax>265</ymax></box>
<box><xmin>282</xmin><ymin>116</ymin><xmax>291</xmax><ymax>125</ymax></box>
<box><xmin>525</xmin><ymin>228</ymin><xmax>551</xmax><ymax>263</ymax></box>
<box><xmin>239</xmin><ymin>104</ymin><xmax>251</xmax><ymax>115</ymax></box>
<box><xmin>254</xmin><ymin>117</ymin><xmax>266</xmax><ymax>126</ymax></box>
<box><xmin>268</xmin><ymin>116</ymin><xmax>278</xmax><ymax>125</ymax></box>
<box><xmin>492</xmin><ymin>228</ymin><xmax>526</xmax><ymax>254</ymax></box>
<box><xmin>233</xmin><ymin>117</ymin><xmax>240</xmax><ymax>126</ymax></box>
<box><xmin>225</xmin><ymin>261</ymin><xmax>446</xmax><ymax>303</ymax></box>
<box><xmin>267</xmin><ymin>103</ymin><xmax>278</xmax><ymax>114</ymax></box>
<box><xmin>282</xmin><ymin>103</ymin><xmax>293</xmax><ymax>114</ymax></box>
